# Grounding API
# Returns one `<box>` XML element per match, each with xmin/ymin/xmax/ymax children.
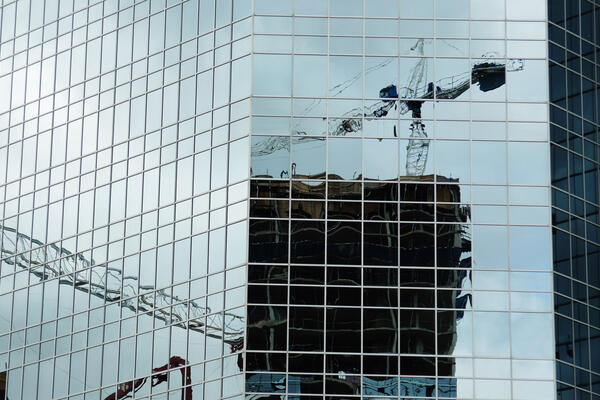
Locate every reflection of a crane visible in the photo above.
<box><xmin>1</xmin><ymin>225</ymin><xmax>246</xmax><ymax>397</ymax></box>
<box><xmin>0</xmin><ymin>225</ymin><xmax>244</xmax><ymax>347</ymax></box>
<box><xmin>251</xmin><ymin>39</ymin><xmax>524</xmax><ymax>177</ymax></box>
<box><xmin>370</xmin><ymin>39</ymin><xmax>523</xmax><ymax>176</ymax></box>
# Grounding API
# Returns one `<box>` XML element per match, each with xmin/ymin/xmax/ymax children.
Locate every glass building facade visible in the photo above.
<box><xmin>0</xmin><ymin>0</ymin><xmax>251</xmax><ymax>398</ymax></box>
<box><xmin>548</xmin><ymin>0</ymin><xmax>600</xmax><ymax>399</ymax></box>
<box><xmin>247</xmin><ymin>0</ymin><xmax>555</xmax><ymax>399</ymax></box>
<box><xmin>0</xmin><ymin>0</ymin><xmax>587</xmax><ymax>399</ymax></box>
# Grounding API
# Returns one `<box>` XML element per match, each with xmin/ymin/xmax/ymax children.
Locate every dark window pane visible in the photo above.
<box><xmin>400</xmin><ymin>357</ymin><xmax>436</xmax><ymax>376</ymax></box>
<box><xmin>328</xmin><ymin>221</ymin><xmax>361</xmax><ymax>264</ymax></box>
<box><xmin>549</xmin><ymin>0</ymin><xmax>565</xmax><ymax>26</ymax></box>
<box><xmin>363</xmin><ymin>355</ymin><xmax>398</xmax><ymax>375</ymax></box>
<box><xmin>555</xmin><ymin>294</ymin><xmax>573</xmax><ymax>317</ymax></box>
<box><xmin>400</xmin><ymin>203</ymin><xmax>434</xmax><ymax>222</ymax></box>
<box><xmin>327</xmin><ymin>287</ymin><xmax>361</xmax><ymax>306</ymax></box>
<box><xmin>364</xmin><ymin>182</ymin><xmax>398</xmax><ymax>201</ymax></box>
<box><xmin>437</xmin><ymin>223</ymin><xmax>469</xmax><ymax>268</ymax></box>
<box><xmin>589</xmin><ymin>243</ymin><xmax>600</xmax><ymax>288</ymax></box>
<box><xmin>291</xmin><ymin>220</ymin><xmax>325</xmax><ymax>264</ymax></box>
<box><xmin>590</xmin><ymin>328</ymin><xmax>600</xmax><ymax>373</ymax></box>
<box><xmin>326</xmin><ymin>307</ymin><xmax>361</xmax><ymax>352</ymax></box>
<box><xmin>290</xmin><ymin>265</ymin><xmax>324</xmax><ymax>285</ymax></box>
<box><xmin>550</xmin><ymin>62</ymin><xmax>567</xmax><ymax>106</ymax></box>
<box><xmin>247</xmin><ymin>305</ymin><xmax>287</xmax><ymax>350</ymax></box>
<box><xmin>400</xmin><ymin>309</ymin><xmax>435</xmax><ymax>354</ymax></box>
<box><xmin>400</xmin><ymin>223</ymin><xmax>435</xmax><ymax>266</ymax></box>
<box><xmin>401</xmin><ymin>268</ymin><xmax>435</xmax><ymax>287</ymax></box>
<box><xmin>556</xmin><ymin>314</ymin><xmax>574</xmax><ymax>363</ymax></box>
<box><xmin>401</xmin><ymin>183</ymin><xmax>435</xmax><ymax>201</ymax></box>
<box><xmin>402</xmin><ymin>288</ymin><xmax>436</xmax><ymax>308</ymax></box>
<box><xmin>248</xmin><ymin>265</ymin><xmax>288</xmax><ymax>283</ymax></box>
<box><xmin>288</xmin><ymin>353</ymin><xmax>323</xmax><ymax>373</ymax></box>
<box><xmin>437</xmin><ymin>268</ymin><xmax>470</xmax><ymax>289</ymax></box>
<box><xmin>327</xmin><ymin>266</ymin><xmax>361</xmax><ymax>286</ymax></box>
<box><xmin>557</xmin><ymin>360</ymin><xmax>575</xmax><ymax>385</ymax></box>
<box><xmin>248</xmin><ymin>285</ymin><xmax>288</xmax><ymax>304</ymax></box>
<box><xmin>328</xmin><ymin>200</ymin><xmax>362</xmax><ymax>220</ymax></box>
<box><xmin>246</xmin><ymin>352</ymin><xmax>286</xmax><ymax>372</ymax></box>
<box><xmin>364</xmin><ymin>201</ymin><xmax>398</xmax><ymax>221</ymax></box>
<box><xmin>363</xmin><ymin>308</ymin><xmax>398</xmax><ymax>353</ymax></box>
<box><xmin>291</xmin><ymin>200</ymin><xmax>325</xmax><ymax>219</ymax></box>
<box><xmin>574</xmin><ymin>322</ymin><xmax>590</xmax><ymax>369</ymax></box>
<box><xmin>364</xmin><ymin>267</ymin><xmax>398</xmax><ymax>286</ymax></box>
<box><xmin>289</xmin><ymin>307</ymin><xmax>324</xmax><ymax>351</ymax></box>
<box><xmin>438</xmin><ymin>357</ymin><xmax>456</xmax><ymax>377</ymax></box>
<box><xmin>292</xmin><ymin>180</ymin><xmax>326</xmax><ymax>199</ymax></box>
<box><xmin>251</xmin><ymin>179</ymin><xmax>290</xmax><ymax>198</ymax></box>
<box><xmin>438</xmin><ymin>310</ymin><xmax>463</xmax><ymax>356</ymax></box>
<box><xmin>326</xmin><ymin>354</ymin><xmax>361</xmax><ymax>374</ymax></box>
<box><xmin>572</xmin><ymin>236</ymin><xmax>587</xmax><ymax>282</ymax></box>
<box><xmin>250</xmin><ymin>199</ymin><xmax>290</xmax><ymax>218</ymax></box>
<box><xmin>329</xmin><ymin>181</ymin><xmax>362</xmax><ymax>200</ymax></box>
<box><xmin>290</xmin><ymin>285</ymin><xmax>324</xmax><ymax>305</ymax></box>
<box><xmin>364</xmin><ymin>222</ymin><xmax>398</xmax><ymax>266</ymax></box>
<box><xmin>326</xmin><ymin>375</ymin><xmax>361</xmax><ymax>395</ymax></box>
<box><xmin>437</xmin><ymin>204</ymin><xmax>469</xmax><ymax>223</ymax></box>
<box><xmin>364</xmin><ymin>288</ymin><xmax>398</xmax><ymax>307</ymax></box>
<box><xmin>249</xmin><ymin>219</ymin><xmax>289</xmax><ymax>263</ymax></box>
<box><xmin>552</xmin><ymin>145</ymin><xmax>569</xmax><ymax>191</ymax></box>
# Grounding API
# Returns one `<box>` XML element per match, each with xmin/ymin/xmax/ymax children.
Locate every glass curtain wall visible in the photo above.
<box><xmin>548</xmin><ymin>0</ymin><xmax>600</xmax><ymax>399</ymax></box>
<box><xmin>248</xmin><ymin>0</ymin><xmax>555</xmax><ymax>399</ymax></box>
<box><xmin>0</xmin><ymin>0</ymin><xmax>251</xmax><ymax>398</ymax></box>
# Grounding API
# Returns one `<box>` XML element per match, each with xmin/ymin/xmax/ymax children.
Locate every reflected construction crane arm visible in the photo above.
<box><xmin>251</xmin><ymin>39</ymin><xmax>524</xmax><ymax>178</ymax></box>
<box><xmin>0</xmin><ymin>225</ymin><xmax>244</xmax><ymax>348</ymax></box>
<box><xmin>363</xmin><ymin>41</ymin><xmax>523</xmax><ymax>176</ymax></box>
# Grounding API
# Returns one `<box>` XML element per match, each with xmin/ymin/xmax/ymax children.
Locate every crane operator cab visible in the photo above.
<box><xmin>472</xmin><ymin>61</ymin><xmax>506</xmax><ymax>92</ymax></box>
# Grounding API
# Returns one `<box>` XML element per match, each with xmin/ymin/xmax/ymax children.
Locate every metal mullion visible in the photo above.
<box><xmin>49</xmin><ymin>0</ymin><xmax>65</xmax><ymax>395</ymax></box>
<box><xmin>199</xmin><ymin>0</ymin><xmax>218</xmax><ymax>396</ymax></box>
<box><xmin>133</xmin><ymin>0</ymin><xmax>152</xmax><ymax>391</ymax></box>
<box><xmin>128</xmin><ymin>0</ymin><xmax>144</xmax><ymax>394</ymax></box>
<box><xmin>67</xmin><ymin>0</ymin><xmax>90</xmax><ymax>392</ymax></box>
<box><xmin>217</xmin><ymin>0</ymin><xmax>236</xmax><ymax>395</ymax></box>
<box><xmin>241</xmin><ymin>0</ymin><xmax>254</xmax><ymax>391</ymax></box>
<box><xmin>32</xmin><ymin>0</ymin><xmax>49</xmax><ymax>393</ymax></box>
<box><xmin>164</xmin><ymin>0</ymin><xmax>184</xmax><ymax>395</ymax></box>
<box><xmin>186</xmin><ymin>0</ymin><xmax>201</xmax><ymax>384</ymax></box>
<box><xmin>146</xmin><ymin>0</ymin><xmax>169</xmax><ymax>396</ymax></box>
<box><xmin>109</xmin><ymin>0</ymin><xmax>125</xmax><ymax>390</ymax></box>
<box><xmin>13</xmin><ymin>0</ymin><xmax>35</xmax><ymax>395</ymax></box>
<box><xmin>119</xmin><ymin>0</ymin><xmax>143</xmax><ymax>386</ymax></box>
<box><xmin>501</xmin><ymin>3</ymin><xmax>518</xmax><ymax>398</ymax></box>
<box><xmin>29</xmin><ymin>0</ymin><xmax>54</xmax><ymax>350</ymax></box>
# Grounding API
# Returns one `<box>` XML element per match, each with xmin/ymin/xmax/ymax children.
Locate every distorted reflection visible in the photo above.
<box><xmin>0</xmin><ymin>226</ymin><xmax>246</xmax><ymax>399</ymax></box>
<box><xmin>247</xmin><ymin>178</ymin><xmax>472</xmax><ymax>396</ymax></box>
<box><xmin>245</xmin><ymin>32</ymin><xmax>552</xmax><ymax>399</ymax></box>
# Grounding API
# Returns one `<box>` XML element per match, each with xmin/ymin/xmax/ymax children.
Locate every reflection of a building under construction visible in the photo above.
<box><xmin>246</xmin><ymin>174</ymin><xmax>471</xmax><ymax>397</ymax></box>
